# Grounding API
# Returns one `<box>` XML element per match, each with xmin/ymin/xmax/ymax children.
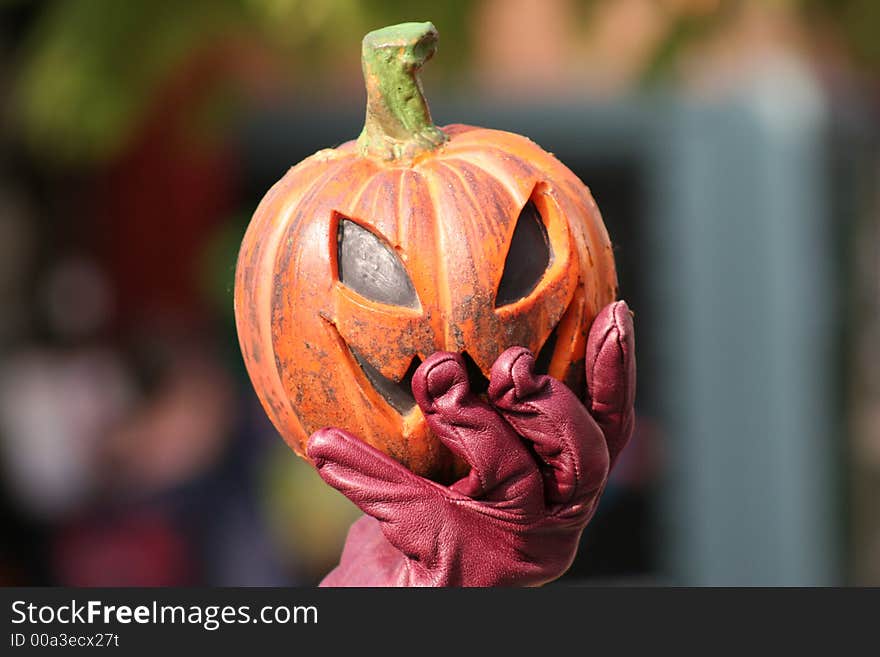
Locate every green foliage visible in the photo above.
<box><xmin>802</xmin><ymin>0</ymin><xmax>880</xmax><ymax>70</ymax></box>
<box><xmin>639</xmin><ymin>8</ymin><xmax>733</xmax><ymax>87</ymax></box>
<box><xmin>14</xmin><ymin>0</ymin><xmax>875</xmax><ymax>164</ymax></box>
<box><xmin>15</xmin><ymin>0</ymin><xmax>248</xmax><ymax>162</ymax></box>
<box><xmin>12</xmin><ymin>0</ymin><xmax>476</xmax><ymax>164</ymax></box>
<box><xmin>641</xmin><ymin>0</ymin><xmax>880</xmax><ymax>86</ymax></box>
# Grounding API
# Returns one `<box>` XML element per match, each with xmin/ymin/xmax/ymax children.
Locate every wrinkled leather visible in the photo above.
<box><xmin>307</xmin><ymin>300</ymin><xmax>636</xmax><ymax>587</ymax></box>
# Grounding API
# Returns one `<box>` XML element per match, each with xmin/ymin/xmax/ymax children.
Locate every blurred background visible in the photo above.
<box><xmin>0</xmin><ymin>0</ymin><xmax>877</xmax><ymax>586</ymax></box>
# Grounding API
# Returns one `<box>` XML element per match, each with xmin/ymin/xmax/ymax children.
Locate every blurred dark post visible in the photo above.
<box><xmin>652</xmin><ymin>72</ymin><xmax>838</xmax><ymax>585</ymax></box>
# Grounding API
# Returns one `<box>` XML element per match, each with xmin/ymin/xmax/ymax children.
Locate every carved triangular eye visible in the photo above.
<box><xmin>495</xmin><ymin>200</ymin><xmax>551</xmax><ymax>307</ymax></box>
<box><xmin>337</xmin><ymin>218</ymin><xmax>418</xmax><ymax>308</ymax></box>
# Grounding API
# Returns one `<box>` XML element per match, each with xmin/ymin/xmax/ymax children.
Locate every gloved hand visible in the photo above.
<box><xmin>307</xmin><ymin>300</ymin><xmax>635</xmax><ymax>587</ymax></box>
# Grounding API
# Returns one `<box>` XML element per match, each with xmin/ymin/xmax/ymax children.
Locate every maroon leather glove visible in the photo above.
<box><xmin>307</xmin><ymin>300</ymin><xmax>635</xmax><ymax>587</ymax></box>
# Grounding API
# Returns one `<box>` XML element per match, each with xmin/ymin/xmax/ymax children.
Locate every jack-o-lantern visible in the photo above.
<box><xmin>234</xmin><ymin>22</ymin><xmax>617</xmax><ymax>482</ymax></box>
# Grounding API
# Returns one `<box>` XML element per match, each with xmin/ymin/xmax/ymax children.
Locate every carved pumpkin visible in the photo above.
<box><xmin>234</xmin><ymin>22</ymin><xmax>617</xmax><ymax>482</ymax></box>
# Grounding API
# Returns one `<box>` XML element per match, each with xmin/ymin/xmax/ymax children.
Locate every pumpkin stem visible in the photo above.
<box><xmin>357</xmin><ymin>22</ymin><xmax>448</xmax><ymax>161</ymax></box>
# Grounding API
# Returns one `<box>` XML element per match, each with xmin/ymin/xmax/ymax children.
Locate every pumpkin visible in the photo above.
<box><xmin>234</xmin><ymin>22</ymin><xmax>617</xmax><ymax>482</ymax></box>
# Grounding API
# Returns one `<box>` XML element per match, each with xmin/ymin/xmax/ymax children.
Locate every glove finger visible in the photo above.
<box><xmin>585</xmin><ymin>300</ymin><xmax>636</xmax><ymax>468</ymax></box>
<box><xmin>412</xmin><ymin>352</ymin><xmax>538</xmax><ymax>500</ymax></box>
<box><xmin>488</xmin><ymin>347</ymin><xmax>609</xmax><ymax>507</ymax></box>
<box><xmin>307</xmin><ymin>427</ymin><xmax>444</xmax><ymax>559</ymax></box>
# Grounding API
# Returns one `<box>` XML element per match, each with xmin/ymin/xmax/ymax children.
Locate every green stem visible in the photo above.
<box><xmin>357</xmin><ymin>22</ymin><xmax>448</xmax><ymax>161</ymax></box>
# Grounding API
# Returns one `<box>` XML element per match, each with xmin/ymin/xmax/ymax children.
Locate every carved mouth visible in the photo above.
<box><xmin>460</xmin><ymin>351</ymin><xmax>490</xmax><ymax>395</ymax></box>
<box><xmin>350</xmin><ymin>347</ymin><xmax>421</xmax><ymax>414</ymax></box>
<box><xmin>534</xmin><ymin>321</ymin><xmax>560</xmax><ymax>375</ymax></box>
<box><xmin>346</xmin><ymin>320</ymin><xmax>560</xmax><ymax>416</ymax></box>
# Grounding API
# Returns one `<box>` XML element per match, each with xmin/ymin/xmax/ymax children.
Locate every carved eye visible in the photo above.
<box><xmin>337</xmin><ymin>218</ymin><xmax>418</xmax><ymax>308</ymax></box>
<box><xmin>495</xmin><ymin>200</ymin><xmax>551</xmax><ymax>307</ymax></box>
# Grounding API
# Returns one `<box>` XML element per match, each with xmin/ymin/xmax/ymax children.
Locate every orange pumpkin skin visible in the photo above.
<box><xmin>234</xmin><ymin>23</ymin><xmax>617</xmax><ymax>482</ymax></box>
<box><xmin>234</xmin><ymin>122</ymin><xmax>617</xmax><ymax>482</ymax></box>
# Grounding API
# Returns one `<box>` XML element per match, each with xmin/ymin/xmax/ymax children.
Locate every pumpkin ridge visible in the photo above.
<box><xmin>554</xmin><ymin>175</ymin><xmax>616</xmax><ymax>310</ymax></box>
<box><xmin>438</xmin><ymin>123</ymin><xmax>482</xmax><ymax>138</ymax></box>
<box><xmin>440</xmin><ymin>126</ymin><xmax>546</xmax><ymax>157</ymax></box>
<box><xmin>394</xmin><ymin>167</ymin><xmax>405</xmax><ymax>255</ymax></box>
<box><xmin>265</xmin><ymin>155</ymin><xmax>358</xmax><ymax>451</ymax></box>
<box><xmin>236</xmin><ymin>154</ymin><xmax>346</xmax><ymax>454</ymax></box>
<box><xmin>345</xmin><ymin>167</ymin><xmax>405</xmax><ymax>249</ymax></box>
<box><xmin>431</xmin><ymin>161</ymin><xmax>498</xmax><ymax>313</ymax></box>
<box><xmin>438</xmin><ymin>149</ymin><xmax>539</xmax><ymax>208</ymax></box>
<box><xmin>269</xmin><ymin>155</ymin><xmax>385</xmax><ymax>447</ymax></box>
<box><xmin>420</xmin><ymin>165</ymin><xmax>454</xmax><ymax>350</ymax></box>
<box><xmin>442</xmin><ymin>131</ymin><xmax>584</xmax><ymax>190</ymax></box>
<box><xmin>239</xmin><ymin>153</ymin><xmax>333</xmax><ymax>270</ymax></box>
<box><xmin>450</xmin><ymin>136</ymin><xmax>609</xmax><ymax>233</ymax></box>
<box><xmin>340</xmin><ymin>161</ymin><xmax>385</xmax><ymax>219</ymax></box>
<box><xmin>396</xmin><ymin>168</ymin><xmax>429</xmax><ymax>281</ymax></box>
<box><xmin>431</xmin><ymin>159</ymin><xmax>514</xmax><ymax>279</ymax></box>
<box><xmin>432</xmin><ymin>160</ymin><xmax>496</xmax><ymax>254</ymax></box>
